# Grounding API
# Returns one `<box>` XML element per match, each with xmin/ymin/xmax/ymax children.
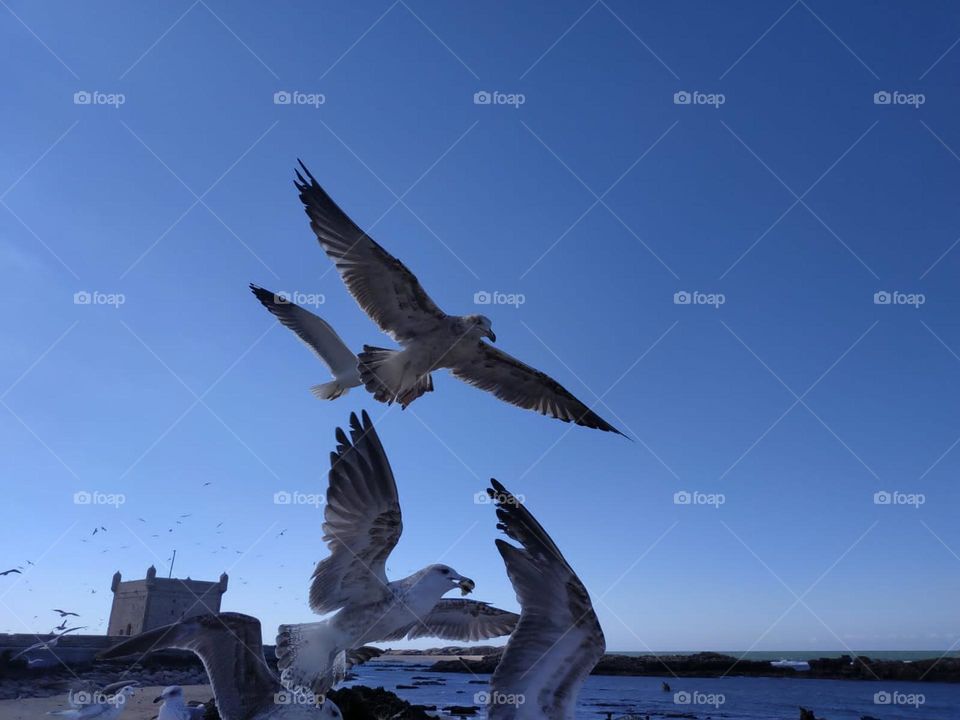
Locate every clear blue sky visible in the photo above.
<box><xmin>2</xmin><ymin>1</ymin><xmax>959</xmax><ymax>653</ymax></box>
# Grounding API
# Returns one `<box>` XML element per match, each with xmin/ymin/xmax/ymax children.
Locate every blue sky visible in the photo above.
<box><xmin>2</xmin><ymin>1</ymin><xmax>960</xmax><ymax>653</ymax></box>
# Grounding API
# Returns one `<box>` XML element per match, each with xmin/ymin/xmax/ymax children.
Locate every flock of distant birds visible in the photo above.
<box><xmin>10</xmin><ymin>164</ymin><xmax>626</xmax><ymax>719</ymax></box>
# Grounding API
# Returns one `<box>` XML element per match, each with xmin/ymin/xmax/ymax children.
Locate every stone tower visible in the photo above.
<box><xmin>107</xmin><ymin>566</ymin><xmax>228</xmax><ymax>637</ymax></box>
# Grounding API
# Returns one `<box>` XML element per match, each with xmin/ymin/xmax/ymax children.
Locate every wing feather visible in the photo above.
<box><xmin>249</xmin><ymin>284</ymin><xmax>358</xmax><ymax>376</ymax></box>
<box><xmin>486</xmin><ymin>480</ymin><xmax>605</xmax><ymax>720</ymax></box>
<box><xmin>295</xmin><ymin>162</ymin><xmax>446</xmax><ymax>342</ymax></box>
<box><xmin>309</xmin><ymin>411</ymin><xmax>402</xmax><ymax>613</ymax></box>
<box><xmin>450</xmin><ymin>345</ymin><xmax>624</xmax><ymax>435</ymax></box>
<box><xmin>381</xmin><ymin>599</ymin><xmax>519</xmax><ymax>642</ymax></box>
<box><xmin>98</xmin><ymin>613</ymin><xmax>277</xmax><ymax>720</ymax></box>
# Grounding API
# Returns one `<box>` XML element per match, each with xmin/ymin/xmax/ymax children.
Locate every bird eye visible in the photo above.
<box><xmin>441</xmin><ymin>568</ymin><xmax>450</xmax><ymax>575</ymax></box>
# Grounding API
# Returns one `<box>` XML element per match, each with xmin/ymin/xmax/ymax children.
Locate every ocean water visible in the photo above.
<box><xmin>348</xmin><ymin>660</ymin><xmax>960</xmax><ymax>719</ymax></box>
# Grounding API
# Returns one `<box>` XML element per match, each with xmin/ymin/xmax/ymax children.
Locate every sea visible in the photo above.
<box><xmin>346</xmin><ymin>651</ymin><xmax>960</xmax><ymax>719</ymax></box>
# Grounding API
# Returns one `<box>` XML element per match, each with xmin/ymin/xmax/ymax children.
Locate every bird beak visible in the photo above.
<box><xmin>458</xmin><ymin>576</ymin><xmax>475</xmax><ymax>595</ymax></box>
<box><xmin>153</xmin><ymin>697</ymin><xmax>162</xmax><ymax>704</ymax></box>
<box><xmin>485</xmin><ymin>330</ymin><xmax>496</xmax><ymax>343</ymax></box>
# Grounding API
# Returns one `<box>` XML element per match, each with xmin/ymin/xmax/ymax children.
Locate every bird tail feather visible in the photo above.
<box><xmin>275</xmin><ymin>621</ymin><xmax>344</xmax><ymax>696</ymax></box>
<box><xmin>310</xmin><ymin>380</ymin><xmax>352</xmax><ymax>401</ymax></box>
<box><xmin>357</xmin><ymin>345</ymin><xmax>433</xmax><ymax>408</ymax></box>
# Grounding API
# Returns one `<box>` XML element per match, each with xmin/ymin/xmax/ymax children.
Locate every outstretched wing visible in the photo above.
<box><xmin>249</xmin><ymin>284</ymin><xmax>359</xmax><ymax>378</ymax></box>
<box><xmin>449</xmin><ymin>344</ymin><xmax>624</xmax><ymax>435</ymax></box>
<box><xmin>309</xmin><ymin>410</ymin><xmax>402</xmax><ymax>613</ymax></box>
<box><xmin>295</xmin><ymin>162</ymin><xmax>446</xmax><ymax>343</ymax></box>
<box><xmin>98</xmin><ymin>613</ymin><xmax>278</xmax><ymax>720</ymax></box>
<box><xmin>381</xmin><ymin>599</ymin><xmax>519</xmax><ymax>642</ymax></box>
<box><xmin>486</xmin><ymin>480</ymin><xmax>605</xmax><ymax>720</ymax></box>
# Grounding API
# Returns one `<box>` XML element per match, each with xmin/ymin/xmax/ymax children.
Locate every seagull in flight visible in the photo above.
<box><xmin>0</xmin><ymin>568</ymin><xmax>21</xmax><ymax>576</ymax></box>
<box><xmin>53</xmin><ymin>609</ymin><xmax>80</xmax><ymax>617</ymax></box>
<box><xmin>482</xmin><ymin>480</ymin><xmax>606</xmax><ymax>719</ymax></box>
<box><xmin>269</xmin><ymin>162</ymin><xmax>623</xmax><ymax>435</ymax></box>
<box><xmin>13</xmin><ymin>626</ymin><xmax>86</xmax><ymax>659</ymax></box>
<box><xmin>100</xmin><ymin>613</ymin><xmax>343</xmax><ymax>719</ymax></box>
<box><xmin>274</xmin><ymin>411</ymin><xmax>518</xmax><ymax>696</ymax></box>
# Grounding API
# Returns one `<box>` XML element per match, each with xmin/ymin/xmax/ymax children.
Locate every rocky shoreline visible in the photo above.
<box><xmin>428</xmin><ymin>651</ymin><xmax>960</xmax><ymax>683</ymax></box>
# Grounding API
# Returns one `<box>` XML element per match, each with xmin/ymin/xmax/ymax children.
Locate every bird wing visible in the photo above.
<box><xmin>449</xmin><ymin>344</ymin><xmax>624</xmax><ymax>435</ymax></box>
<box><xmin>309</xmin><ymin>410</ymin><xmax>402</xmax><ymax>614</ymax></box>
<box><xmin>295</xmin><ymin>161</ymin><xmax>446</xmax><ymax>343</ymax></box>
<box><xmin>249</xmin><ymin>284</ymin><xmax>359</xmax><ymax>377</ymax></box>
<box><xmin>98</xmin><ymin>613</ymin><xmax>278</xmax><ymax>720</ymax></box>
<box><xmin>486</xmin><ymin>480</ymin><xmax>606</xmax><ymax>720</ymax></box>
<box><xmin>381</xmin><ymin>599</ymin><xmax>519</xmax><ymax>642</ymax></box>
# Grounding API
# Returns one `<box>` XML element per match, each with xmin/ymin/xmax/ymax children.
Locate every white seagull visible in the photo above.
<box><xmin>99</xmin><ymin>613</ymin><xmax>343</xmax><ymax>720</ymax></box>
<box><xmin>153</xmin><ymin>686</ymin><xmax>206</xmax><ymax>720</ymax></box>
<box><xmin>250</xmin><ymin>285</ymin><xmax>360</xmax><ymax>400</ymax></box>
<box><xmin>282</xmin><ymin>162</ymin><xmax>623</xmax><ymax>435</ymax></box>
<box><xmin>275</xmin><ymin>410</ymin><xmax>519</xmax><ymax>696</ymax></box>
<box><xmin>48</xmin><ymin>682</ymin><xmax>137</xmax><ymax>720</ymax></box>
<box><xmin>483</xmin><ymin>480</ymin><xmax>606</xmax><ymax>719</ymax></box>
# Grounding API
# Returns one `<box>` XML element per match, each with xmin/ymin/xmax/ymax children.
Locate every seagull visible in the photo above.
<box><xmin>274</xmin><ymin>411</ymin><xmax>518</xmax><ymax>696</ymax></box>
<box><xmin>48</xmin><ymin>681</ymin><xmax>137</xmax><ymax>719</ymax></box>
<box><xmin>53</xmin><ymin>609</ymin><xmax>80</xmax><ymax>617</ymax></box>
<box><xmin>278</xmin><ymin>162</ymin><xmax>623</xmax><ymax>435</ymax></box>
<box><xmin>1</xmin><ymin>568</ymin><xmax>21</xmax><ymax>576</ymax></box>
<box><xmin>250</xmin><ymin>285</ymin><xmax>361</xmax><ymax>400</ymax></box>
<box><xmin>482</xmin><ymin>480</ymin><xmax>605</xmax><ymax>719</ymax></box>
<box><xmin>99</xmin><ymin>613</ymin><xmax>343</xmax><ymax>719</ymax></box>
<box><xmin>153</xmin><ymin>686</ymin><xmax>206</xmax><ymax>720</ymax></box>
<box><xmin>13</xmin><ymin>627</ymin><xmax>86</xmax><ymax>659</ymax></box>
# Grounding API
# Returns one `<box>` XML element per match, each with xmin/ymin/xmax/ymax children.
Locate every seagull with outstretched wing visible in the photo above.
<box><xmin>250</xmin><ymin>284</ymin><xmax>361</xmax><ymax>400</ymax></box>
<box><xmin>274</xmin><ymin>411</ymin><xmax>518</xmax><ymax>697</ymax></box>
<box><xmin>259</xmin><ymin>162</ymin><xmax>623</xmax><ymax>435</ymax></box>
<box><xmin>100</xmin><ymin>613</ymin><xmax>343</xmax><ymax>720</ymax></box>
<box><xmin>482</xmin><ymin>480</ymin><xmax>606</xmax><ymax>719</ymax></box>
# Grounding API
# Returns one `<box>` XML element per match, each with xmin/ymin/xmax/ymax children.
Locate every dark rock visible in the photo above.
<box><xmin>327</xmin><ymin>685</ymin><xmax>435</xmax><ymax>719</ymax></box>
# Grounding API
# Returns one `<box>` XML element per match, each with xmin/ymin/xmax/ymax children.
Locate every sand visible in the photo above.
<box><xmin>0</xmin><ymin>685</ymin><xmax>212</xmax><ymax>720</ymax></box>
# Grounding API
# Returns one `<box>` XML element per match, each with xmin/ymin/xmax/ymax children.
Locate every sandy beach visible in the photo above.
<box><xmin>0</xmin><ymin>685</ymin><xmax>212</xmax><ymax>720</ymax></box>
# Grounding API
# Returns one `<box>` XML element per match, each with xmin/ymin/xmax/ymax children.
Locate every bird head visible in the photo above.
<box><xmin>426</xmin><ymin>564</ymin><xmax>475</xmax><ymax>596</ymax></box>
<box><xmin>154</xmin><ymin>686</ymin><xmax>181</xmax><ymax>704</ymax></box>
<box><xmin>466</xmin><ymin>314</ymin><xmax>496</xmax><ymax>343</ymax></box>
